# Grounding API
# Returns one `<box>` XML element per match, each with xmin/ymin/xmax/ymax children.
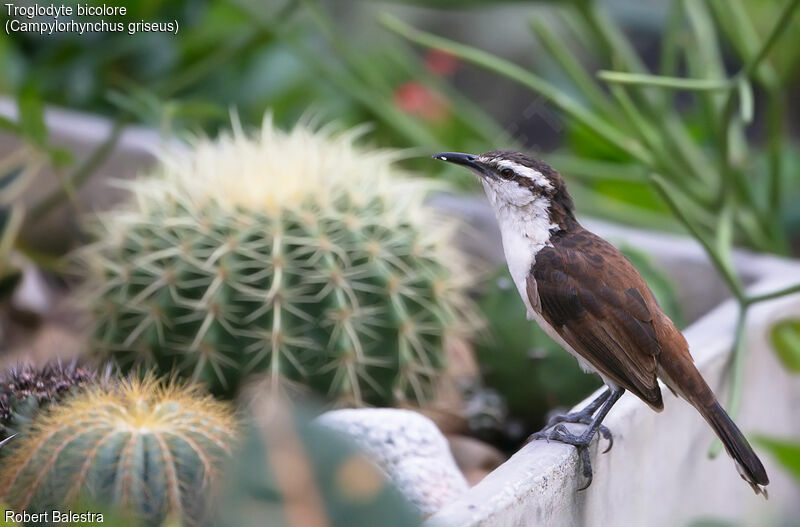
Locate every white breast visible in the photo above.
<box><xmin>491</xmin><ymin>200</ymin><xmax>618</xmax><ymax>388</ymax></box>
<box><xmin>491</xmin><ymin>197</ymin><xmax>554</xmax><ymax>319</ymax></box>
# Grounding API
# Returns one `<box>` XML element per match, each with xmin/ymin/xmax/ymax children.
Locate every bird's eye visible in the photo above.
<box><xmin>500</xmin><ymin>168</ymin><xmax>514</xmax><ymax>179</ymax></box>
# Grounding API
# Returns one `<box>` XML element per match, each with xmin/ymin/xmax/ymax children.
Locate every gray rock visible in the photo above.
<box><xmin>315</xmin><ymin>408</ymin><xmax>469</xmax><ymax>516</ymax></box>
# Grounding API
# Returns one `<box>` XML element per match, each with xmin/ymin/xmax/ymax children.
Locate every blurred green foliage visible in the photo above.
<box><xmin>3</xmin><ymin>0</ymin><xmax>800</xmax><ymax>234</ymax></box>
<box><xmin>754</xmin><ymin>435</ymin><xmax>800</xmax><ymax>484</ymax></box>
<box><xmin>209</xmin><ymin>403</ymin><xmax>420</xmax><ymax>527</ymax></box>
<box><xmin>0</xmin><ymin>89</ymin><xmax>72</xmax><ymax>322</ymax></box>
<box><xmin>0</xmin><ymin>0</ymin><xmax>503</xmax><ymax>174</ymax></box>
<box><xmin>770</xmin><ymin>319</ymin><xmax>800</xmax><ymax>373</ymax></box>
<box><xmin>384</xmin><ymin>1</ymin><xmax>800</xmax><ymax>254</ymax></box>
<box><xmin>0</xmin><ymin>506</ymin><xmax>12</xmax><ymax>527</ymax></box>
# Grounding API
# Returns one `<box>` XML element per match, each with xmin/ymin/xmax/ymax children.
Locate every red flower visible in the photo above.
<box><xmin>393</xmin><ymin>81</ymin><xmax>450</xmax><ymax>122</ymax></box>
<box><xmin>424</xmin><ymin>49</ymin><xmax>459</xmax><ymax>76</ymax></box>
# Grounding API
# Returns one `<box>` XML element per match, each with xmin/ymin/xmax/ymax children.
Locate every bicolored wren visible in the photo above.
<box><xmin>435</xmin><ymin>150</ymin><xmax>769</xmax><ymax>494</ymax></box>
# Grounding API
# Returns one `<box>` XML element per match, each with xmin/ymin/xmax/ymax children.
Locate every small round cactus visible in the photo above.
<box><xmin>0</xmin><ymin>361</ymin><xmax>111</xmax><ymax>441</ymax></box>
<box><xmin>0</xmin><ymin>376</ymin><xmax>238</xmax><ymax>525</ymax></box>
<box><xmin>79</xmin><ymin>118</ymin><xmax>478</xmax><ymax>404</ymax></box>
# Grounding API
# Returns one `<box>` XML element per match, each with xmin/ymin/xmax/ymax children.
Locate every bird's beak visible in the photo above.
<box><xmin>433</xmin><ymin>152</ymin><xmax>493</xmax><ymax>179</ymax></box>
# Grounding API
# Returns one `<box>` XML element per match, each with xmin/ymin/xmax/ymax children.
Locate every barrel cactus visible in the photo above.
<box><xmin>0</xmin><ymin>376</ymin><xmax>238</xmax><ymax>526</ymax></box>
<box><xmin>0</xmin><ymin>361</ymin><xmax>112</xmax><ymax>442</ymax></box>
<box><xmin>78</xmin><ymin>118</ymin><xmax>478</xmax><ymax>404</ymax></box>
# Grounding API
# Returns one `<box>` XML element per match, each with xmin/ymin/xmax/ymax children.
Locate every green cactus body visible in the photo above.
<box><xmin>0</xmin><ymin>362</ymin><xmax>108</xmax><ymax>441</ymax></box>
<box><xmin>0</xmin><ymin>377</ymin><xmax>238</xmax><ymax>526</ymax></box>
<box><xmin>80</xmin><ymin>120</ymin><xmax>477</xmax><ymax>404</ymax></box>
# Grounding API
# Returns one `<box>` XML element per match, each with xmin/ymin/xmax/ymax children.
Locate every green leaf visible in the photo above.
<box><xmin>0</xmin><ymin>156</ymin><xmax>37</xmax><ymax>206</ymax></box>
<box><xmin>47</xmin><ymin>146</ymin><xmax>74</xmax><ymax>169</ymax></box>
<box><xmin>597</xmin><ymin>71</ymin><xmax>732</xmax><ymax>91</ymax></box>
<box><xmin>737</xmin><ymin>78</ymin><xmax>754</xmax><ymax>124</ymax></box>
<box><xmin>371</xmin><ymin>0</ymin><xmax>561</xmax><ymax>6</ymax></box>
<box><xmin>769</xmin><ymin>319</ymin><xmax>800</xmax><ymax>373</ymax></box>
<box><xmin>753</xmin><ymin>435</ymin><xmax>800</xmax><ymax>483</ymax></box>
<box><xmin>0</xmin><ymin>115</ymin><xmax>19</xmax><ymax>134</ymax></box>
<box><xmin>17</xmin><ymin>86</ymin><xmax>47</xmax><ymax>146</ymax></box>
<box><xmin>715</xmin><ymin>201</ymin><xmax>735</xmax><ymax>275</ymax></box>
<box><xmin>0</xmin><ymin>204</ymin><xmax>24</xmax><ymax>260</ymax></box>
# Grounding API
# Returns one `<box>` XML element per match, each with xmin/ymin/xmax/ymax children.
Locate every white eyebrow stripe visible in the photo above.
<box><xmin>495</xmin><ymin>160</ymin><xmax>553</xmax><ymax>189</ymax></box>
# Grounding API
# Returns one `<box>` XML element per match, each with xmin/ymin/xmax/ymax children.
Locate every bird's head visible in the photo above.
<box><xmin>433</xmin><ymin>150</ymin><xmax>575</xmax><ymax>227</ymax></box>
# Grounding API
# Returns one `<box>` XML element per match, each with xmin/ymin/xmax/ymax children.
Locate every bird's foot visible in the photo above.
<box><xmin>541</xmin><ymin>407</ymin><xmax>613</xmax><ymax>453</ymax></box>
<box><xmin>528</xmin><ymin>424</ymin><xmax>597</xmax><ymax>490</ymax></box>
<box><xmin>526</xmin><ymin>389</ymin><xmax>623</xmax><ymax>490</ymax></box>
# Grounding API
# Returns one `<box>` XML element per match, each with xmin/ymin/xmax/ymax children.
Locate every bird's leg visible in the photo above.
<box><xmin>529</xmin><ymin>388</ymin><xmax>624</xmax><ymax>490</ymax></box>
<box><xmin>545</xmin><ymin>388</ymin><xmax>610</xmax><ymax>429</ymax></box>
<box><xmin>534</xmin><ymin>388</ymin><xmax>614</xmax><ymax>450</ymax></box>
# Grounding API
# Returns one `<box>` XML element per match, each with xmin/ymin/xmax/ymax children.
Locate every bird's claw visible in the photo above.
<box><xmin>539</xmin><ymin>410</ymin><xmax>614</xmax><ymax>452</ymax></box>
<box><xmin>527</xmin><ymin>412</ymin><xmax>615</xmax><ymax>491</ymax></box>
<box><xmin>577</xmin><ymin>448</ymin><xmax>593</xmax><ymax>490</ymax></box>
<box><xmin>529</xmin><ymin>424</ymin><xmax>596</xmax><ymax>489</ymax></box>
<box><xmin>599</xmin><ymin>425</ymin><xmax>613</xmax><ymax>453</ymax></box>
<box><xmin>529</xmin><ymin>423</ymin><xmax>589</xmax><ymax>446</ymax></box>
<box><xmin>525</xmin><ymin>389</ymin><xmax>624</xmax><ymax>491</ymax></box>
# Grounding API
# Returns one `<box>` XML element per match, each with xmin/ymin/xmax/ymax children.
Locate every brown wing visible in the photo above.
<box><xmin>529</xmin><ymin>227</ymin><xmax>664</xmax><ymax>409</ymax></box>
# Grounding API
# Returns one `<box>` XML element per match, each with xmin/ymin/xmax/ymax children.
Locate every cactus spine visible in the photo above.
<box><xmin>79</xmin><ymin>118</ymin><xmax>478</xmax><ymax>404</ymax></box>
<box><xmin>0</xmin><ymin>377</ymin><xmax>239</xmax><ymax>525</ymax></box>
<box><xmin>0</xmin><ymin>361</ymin><xmax>110</xmax><ymax>441</ymax></box>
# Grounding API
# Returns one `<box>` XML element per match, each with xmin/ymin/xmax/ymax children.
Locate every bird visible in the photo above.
<box><xmin>433</xmin><ymin>150</ymin><xmax>769</xmax><ymax>495</ymax></box>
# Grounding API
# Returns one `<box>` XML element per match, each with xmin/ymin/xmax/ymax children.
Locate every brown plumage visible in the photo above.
<box><xmin>531</xmin><ymin>227</ymin><xmax>667</xmax><ymax>410</ymax></box>
<box><xmin>433</xmin><ymin>149</ymin><xmax>769</xmax><ymax>495</ymax></box>
<box><xmin>530</xmin><ymin>225</ymin><xmax>768</xmax><ymax>494</ymax></box>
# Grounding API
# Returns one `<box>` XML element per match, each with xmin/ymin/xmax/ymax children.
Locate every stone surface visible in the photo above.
<box><xmin>315</xmin><ymin>408</ymin><xmax>469</xmax><ymax>516</ymax></box>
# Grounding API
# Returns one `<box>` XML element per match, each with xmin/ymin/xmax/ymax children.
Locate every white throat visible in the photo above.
<box><xmin>482</xmin><ymin>179</ymin><xmax>559</xmax><ymax>317</ymax></box>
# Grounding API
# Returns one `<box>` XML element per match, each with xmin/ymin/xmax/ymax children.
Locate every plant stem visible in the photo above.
<box><xmin>650</xmin><ymin>175</ymin><xmax>744</xmax><ymax>301</ymax></box>
<box><xmin>740</xmin><ymin>0</ymin><xmax>800</xmax><ymax>79</ymax></box>
<box><xmin>581</xmin><ymin>5</ymin><xmax>718</xmax><ymax>194</ymax></box>
<box><xmin>29</xmin><ymin>117</ymin><xmax>127</xmax><ymax>223</ymax></box>
<box><xmin>0</xmin><ymin>205</ymin><xmax>24</xmax><ymax>259</ymax></box>
<box><xmin>658</xmin><ymin>0</ymin><xmax>684</xmax><ymax>80</ymax></box>
<box><xmin>547</xmin><ymin>155</ymin><xmax>645</xmax><ymax>183</ymax></box>
<box><xmin>231</xmin><ymin>1</ymin><xmax>440</xmax><ymax>148</ymax></box>
<box><xmin>598</xmin><ymin>71</ymin><xmax>732</xmax><ymax>91</ymax></box>
<box><xmin>530</xmin><ymin>19</ymin><xmax>616</xmax><ymax>118</ymax></box>
<box><xmin>158</xmin><ymin>28</ymin><xmax>273</xmax><ymax>97</ymax></box>
<box><xmin>746</xmin><ymin>283</ymin><xmax>800</xmax><ymax>306</ymax></box>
